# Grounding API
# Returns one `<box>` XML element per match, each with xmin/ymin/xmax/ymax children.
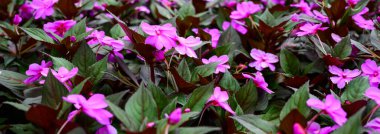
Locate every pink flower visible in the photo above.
<box><xmin>242</xmin><ymin>72</ymin><xmax>274</xmax><ymax>94</ymax></box>
<box><xmin>30</xmin><ymin>0</ymin><xmax>58</xmax><ymax>19</ymax></box>
<box><xmin>221</xmin><ymin>0</ymin><xmax>237</xmax><ymax>8</ymax></box>
<box><xmin>193</xmin><ymin>28</ymin><xmax>221</xmax><ymax>48</ymax></box>
<box><xmin>312</xmin><ymin>10</ymin><xmax>329</xmax><ymax>23</ymax></box>
<box><xmin>365</xmin><ymin>118</ymin><xmax>380</xmax><ymax>133</ymax></box>
<box><xmin>86</xmin><ymin>28</ymin><xmax>106</xmax><ymax>45</ymax></box>
<box><xmin>63</xmin><ymin>94</ymin><xmax>113</xmax><ymax>125</ymax></box>
<box><xmin>140</xmin><ymin>22</ymin><xmax>177</xmax><ymax>51</ymax></box>
<box><xmin>249</xmin><ymin>49</ymin><xmax>278</xmax><ymax>71</ymax></box>
<box><xmin>52</xmin><ymin>67</ymin><xmax>78</xmax><ymax>83</ymax></box>
<box><xmin>43</xmin><ymin>20</ymin><xmax>76</xmax><ymax>37</ymax></box>
<box><xmin>175</xmin><ymin>36</ymin><xmax>202</xmax><ymax>58</ymax></box>
<box><xmin>202</xmin><ymin>55</ymin><xmax>230</xmax><ymax>74</ymax></box>
<box><xmin>364</xmin><ymin>87</ymin><xmax>380</xmax><ymax>105</ymax></box>
<box><xmin>95</xmin><ymin>125</ymin><xmax>117</xmax><ymax>134</ymax></box>
<box><xmin>291</xmin><ymin>13</ymin><xmax>300</xmax><ymax>22</ymax></box>
<box><xmin>167</xmin><ymin>108</ymin><xmax>182</xmax><ymax>125</ymax></box>
<box><xmin>24</xmin><ymin>60</ymin><xmax>52</xmax><ymax>84</ymax></box>
<box><xmin>19</xmin><ymin>3</ymin><xmax>34</xmax><ymax>19</ymax></box>
<box><xmin>135</xmin><ymin>6</ymin><xmax>150</xmax><ymax>14</ymax></box>
<box><xmin>293</xmin><ymin>123</ymin><xmax>306</xmax><ymax>134</ymax></box>
<box><xmin>158</xmin><ymin>0</ymin><xmax>176</xmax><ymax>7</ymax></box>
<box><xmin>352</xmin><ymin>8</ymin><xmax>375</xmax><ymax>30</ymax></box>
<box><xmin>222</xmin><ymin>20</ymin><xmax>247</xmax><ymax>34</ymax></box>
<box><xmin>208</xmin><ymin>87</ymin><xmax>236</xmax><ymax>115</ymax></box>
<box><xmin>101</xmin><ymin>36</ymin><xmax>124</xmax><ymax>51</ymax></box>
<box><xmin>230</xmin><ymin>1</ymin><xmax>261</xmax><ymax>20</ymax></box>
<box><xmin>307</xmin><ymin>122</ymin><xmax>338</xmax><ymax>134</ymax></box>
<box><xmin>13</xmin><ymin>14</ymin><xmax>22</xmax><ymax>25</ymax></box>
<box><xmin>361</xmin><ymin>59</ymin><xmax>380</xmax><ymax>86</ymax></box>
<box><xmin>306</xmin><ymin>94</ymin><xmax>347</xmax><ymax>126</ymax></box>
<box><xmin>290</xmin><ymin>0</ymin><xmax>313</xmax><ymax>16</ymax></box>
<box><xmin>93</xmin><ymin>2</ymin><xmax>106</xmax><ymax>11</ymax></box>
<box><xmin>295</xmin><ymin>23</ymin><xmax>328</xmax><ymax>36</ymax></box>
<box><xmin>347</xmin><ymin>0</ymin><xmax>360</xmax><ymax>6</ymax></box>
<box><xmin>328</xmin><ymin>66</ymin><xmax>361</xmax><ymax>89</ymax></box>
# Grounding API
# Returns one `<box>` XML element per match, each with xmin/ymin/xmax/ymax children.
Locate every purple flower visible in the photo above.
<box><xmin>24</xmin><ymin>60</ymin><xmax>52</xmax><ymax>84</ymax></box>
<box><xmin>93</xmin><ymin>2</ymin><xmax>106</xmax><ymax>11</ymax></box>
<box><xmin>352</xmin><ymin>8</ymin><xmax>375</xmax><ymax>30</ymax></box>
<box><xmin>141</xmin><ymin>22</ymin><xmax>178</xmax><ymax>51</ymax></box>
<box><xmin>249</xmin><ymin>49</ymin><xmax>278</xmax><ymax>71</ymax></box>
<box><xmin>308</xmin><ymin>122</ymin><xmax>338</xmax><ymax>134</ymax></box>
<box><xmin>222</xmin><ymin>20</ymin><xmax>247</xmax><ymax>34</ymax></box>
<box><xmin>207</xmin><ymin>87</ymin><xmax>236</xmax><ymax>115</ymax></box>
<box><xmin>193</xmin><ymin>28</ymin><xmax>221</xmax><ymax>48</ymax></box>
<box><xmin>364</xmin><ymin>87</ymin><xmax>380</xmax><ymax>105</ymax></box>
<box><xmin>135</xmin><ymin>6</ymin><xmax>150</xmax><ymax>14</ymax></box>
<box><xmin>43</xmin><ymin>20</ymin><xmax>76</xmax><ymax>37</ymax></box>
<box><xmin>242</xmin><ymin>72</ymin><xmax>274</xmax><ymax>94</ymax></box>
<box><xmin>63</xmin><ymin>94</ymin><xmax>113</xmax><ymax>125</ymax></box>
<box><xmin>328</xmin><ymin>66</ymin><xmax>361</xmax><ymax>89</ymax></box>
<box><xmin>365</xmin><ymin>118</ymin><xmax>380</xmax><ymax>133</ymax></box>
<box><xmin>13</xmin><ymin>14</ymin><xmax>22</xmax><ymax>25</ymax></box>
<box><xmin>229</xmin><ymin>1</ymin><xmax>261</xmax><ymax>20</ymax></box>
<box><xmin>95</xmin><ymin>125</ymin><xmax>117</xmax><ymax>134</ymax></box>
<box><xmin>52</xmin><ymin>67</ymin><xmax>78</xmax><ymax>84</ymax></box>
<box><xmin>167</xmin><ymin>108</ymin><xmax>182</xmax><ymax>125</ymax></box>
<box><xmin>221</xmin><ymin>0</ymin><xmax>237</xmax><ymax>8</ymax></box>
<box><xmin>293</xmin><ymin>123</ymin><xmax>306</xmax><ymax>134</ymax></box>
<box><xmin>347</xmin><ymin>0</ymin><xmax>360</xmax><ymax>6</ymax></box>
<box><xmin>86</xmin><ymin>28</ymin><xmax>106</xmax><ymax>45</ymax></box>
<box><xmin>30</xmin><ymin>0</ymin><xmax>58</xmax><ymax>19</ymax></box>
<box><xmin>306</xmin><ymin>94</ymin><xmax>347</xmax><ymax>126</ymax></box>
<box><xmin>291</xmin><ymin>13</ymin><xmax>300</xmax><ymax>22</ymax></box>
<box><xmin>312</xmin><ymin>10</ymin><xmax>329</xmax><ymax>23</ymax></box>
<box><xmin>361</xmin><ymin>59</ymin><xmax>380</xmax><ymax>86</ymax></box>
<box><xmin>290</xmin><ymin>0</ymin><xmax>313</xmax><ymax>16</ymax></box>
<box><xmin>18</xmin><ymin>3</ymin><xmax>34</xmax><ymax>19</ymax></box>
<box><xmin>295</xmin><ymin>23</ymin><xmax>328</xmax><ymax>36</ymax></box>
<box><xmin>202</xmin><ymin>55</ymin><xmax>230</xmax><ymax>74</ymax></box>
<box><xmin>175</xmin><ymin>36</ymin><xmax>202</xmax><ymax>58</ymax></box>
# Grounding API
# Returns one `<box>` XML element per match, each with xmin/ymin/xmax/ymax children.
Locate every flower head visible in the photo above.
<box><xmin>52</xmin><ymin>67</ymin><xmax>78</xmax><ymax>83</ymax></box>
<box><xmin>63</xmin><ymin>94</ymin><xmax>113</xmax><ymax>125</ymax></box>
<box><xmin>24</xmin><ymin>60</ymin><xmax>52</xmax><ymax>84</ymax></box>
<box><xmin>19</xmin><ymin>3</ymin><xmax>34</xmax><ymax>19</ymax></box>
<box><xmin>30</xmin><ymin>0</ymin><xmax>58</xmax><ymax>19</ymax></box>
<box><xmin>175</xmin><ymin>36</ymin><xmax>202</xmax><ymax>58</ymax></box>
<box><xmin>364</xmin><ymin>87</ymin><xmax>380</xmax><ymax>105</ymax></box>
<box><xmin>295</xmin><ymin>23</ymin><xmax>328</xmax><ymax>36</ymax></box>
<box><xmin>230</xmin><ymin>1</ymin><xmax>261</xmax><ymax>20</ymax></box>
<box><xmin>95</xmin><ymin>125</ymin><xmax>117</xmax><ymax>134</ymax></box>
<box><xmin>249</xmin><ymin>49</ymin><xmax>278</xmax><ymax>71</ymax></box>
<box><xmin>207</xmin><ymin>87</ymin><xmax>236</xmax><ymax>115</ymax></box>
<box><xmin>306</xmin><ymin>94</ymin><xmax>347</xmax><ymax>126</ymax></box>
<box><xmin>222</xmin><ymin>20</ymin><xmax>247</xmax><ymax>34</ymax></box>
<box><xmin>242</xmin><ymin>72</ymin><xmax>274</xmax><ymax>94</ymax></box>
<box><xmin>141</xmin><ymin>22</ymin><xmax>177</xmax><ymax>51</ymax></box>
<box><xmin>13</xmin><ymin>15</ymin><xmax>22</xmax><ymax>25</ymax></box>
<box><xmin>193</xmin><ymin>28</ymin><xmax>221</xmax><ymax>48</ymax></box>
<box><xmin>168</xmin><ymin>108</ymin><xmax>182</xmax><ymax>125</ymax></box>
<box><xmin>352</xmin><ymin>8</ymin><xmax>375</xmax><ymax>30</ymax></box>
<box><xmin>135</xmin><ymin>6</ymin><xmax>150</xmax><ymax>14</ymax></box>
<box><xmin>365</xmin><ymin>118</ymin><xmax>380</xmax><ymax>133</ymax></box>
<box><xmin>43</xmin><ymin>20</ymin><xmax>76</xmax><ymax>37</ymax></box>
<box><xmin>290</xmin><ymin>0</ymin><xmax>313</xmax><ymax>16</ymax></box>
<box><xmin>86</xmin><ymin>28</ymin><xmax>106</xmax><ymax>45</ymax></box>
<box><xmin>328</xmin><ymin>66</ymin><xmax>361</xmax><ymax>89</ymax></box>
<box><xmin>202</xmin><ymin>55</ymin><xmax>230</xmax><ymax>74</ymax></box>
<box><xmin>361</xmin><ymin>59</ymin><xmax>380</xmax><ymax>86</ymax></box>
<box><xmin>293</xmin><ymin>123</ymin><xmax>306</xmax><ymax>134</ymax></box>
<box><xmin>307</xmin><ymin>122</ymin><xmax>338</xmax><ymax>134</ymax></box>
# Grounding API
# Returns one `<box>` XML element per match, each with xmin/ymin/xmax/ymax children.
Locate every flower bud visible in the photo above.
<box><xmin>13</xmin><ymin>14</ymin><xmax>22</xmax><ymax>25</ymax></box>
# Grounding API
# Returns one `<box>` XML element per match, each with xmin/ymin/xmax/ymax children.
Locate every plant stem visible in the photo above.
<box><xmin>57</xmin><ymin>110</ymin><xmax>80</xmax><ymax>134</ymax></box>
<box><xmin>198</xmin><ymin>103</ymin><xmax>212</xmax><ymax>126</ymax></box>
<box><xmin>163</xmin><ymin>124</ymin><xmax>170</xmax><ymax>134</ymax></box>
<box><xmin>363</xmin><ymin>105</ymin><xmax>380</xmax><ymax>123</ymax></box>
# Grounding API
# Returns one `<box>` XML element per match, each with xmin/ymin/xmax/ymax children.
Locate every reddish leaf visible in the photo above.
<box><xmin>279</xmin><ymin>110</ymin><xmax>307</xmax><ymax>134</ymax></box>
<box><xmin>169</xmin><ymin>67</ymin><xmax>197</xmax><ymax>94</ymax></box>
<box><xmin>57</xmin><ymin>0</ymin><xmax>79</xmax><ymax>19</ymax></box>
<box><xmin>176</xmin><ymin>16</ymin><xmax>200</xmax><ymax>37</ymax></box>
<box><xmin>26</xmin><ymin>105</ymin><xmax>58</xmax><ymax>133</ymax></box>
<box><xmin>342</xmin><ymin>100</ymin><xmax>367</xmax><ymax>118</ymax></box>
<box><xmin>322</xmin><ymin>54</ymin><xmax>344</xmax><ymax>67</ymax></box>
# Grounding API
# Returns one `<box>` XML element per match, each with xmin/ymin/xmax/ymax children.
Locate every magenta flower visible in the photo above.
<box><xmin>308</xmin><ymin>122</ymin><xmax>338</xmax><ymax>134</ymax></box>
<box><xmin>295</xmin><ymin>23</ymin><xmax>328</xmax><ymax>36</ymax></box>
<box><xmin>167</xmin><ymin>108</ymin><xmax>182</xmax><ymax>125</ymax></box>
<box><xmin>86</xmin><ymin>28</ymin><xmax>106</xmax><ymax>45</ymax></box>
<box><xmin>18</xmin><ymin>3</ymin><xmax>34</xmax><ymax>19</ymax></box>
<box><xmin>175</xmin><ymin>36</ymin><xmax>202</xmax><ymax>58</ymax></box>
<box><xmin>290</xmin><ymin>0</ymin><xmax>313</xmax><ymax>16</ymax></box>
<box><xmin>364</xmin><ymin>87</ymin><xmax>380</xmax><ymax>105</ymax></box>
<box><xmin>207</xmin><ymin>87</ymin><xmax>236</xmax><ymax>115</ymax></box>
<box><xmin>306</xmin><ymin>94</ymin><xmax>347</xmax><ymax>126</ymax></box>
<box><xmin>43</xmin><ymin>20</ymin><xmax>76</xmax><ymax>37</ymax></box>
<box><xmin>30</xmin><ymin>0</ymin><xmax>58</xmax><ymax>19</ymax></box>
<box><xmin>52</xmin><ymin>67</ymin><xmax>78</xmax><ymax>83</ymax></box>
<box><xmin>193</xmin><ymin>28</ymin><xmax>221</xmax><ymax>48</ymax></box>
<box><xmin>365</xmin><ymin>118</ymin><xmax>380</xmax><ymax>133</ymax></box>
<box><xmin>222</xmin><ymin>20</ymin><xmax>247</xmax><ymax>34</ymax></box>
<box><xmin>347</xmin><ymin>0</ymin><xmax>360</xmax><ymax>6</ymax></box>
<box><xmin>249</xmin><ymin>49</ymin><xmax>278</xmax><ymax>71</ymax></box>
<box><xmin>242</xmin><ymin>72</ymin><xmax>274</xmax><ymax>94</ymax></box>
<box><xmin>352</xmin><ymin>8</ymin><xmax>375</xmax><ymax>30</ymax></box>
<box><xmin>13</xmin><ymin>15</ymin><xmax>22</xmax><ymax>25</ymax></box>
<box><xmin>93</xmin><ymin>2</ymin><xmax>106</xmax><ymax>11</ymax></box>
<box><xmin>361</xmin><ymin>59</ymin><xmax>380</xmax><ymax>86</ymax></box>
<box><xmin>141</xmin><ymin>22</ymin><xmax>178</xmax><ymax>51</ymax></box>
<box><xmin>135</xmin><ymin>6</ymin><xmax>150</xmax><ymax>14</ymax></box>
<box><xmin>312</xmin><ymin>10</ymin><xmax>329</xmax><ymax>23</ymax></box>
<box><xmin>63</xmin><ymin>94</ymin><xmax>113</xmax><ymax>125</ymax></box>
<box><xmin>24</xmin><ymin>60</ymin><xmax>52</xmax><ymax>84</ymax></box>
<box><xmin>221</xmin><ymin>0</ymin><xmax>237</xmax><ymax>8</ymax></box>
<box><xmin>101</xmin><ymin>36</ymin><xmax>124</xmax><ymax>51</ymax></box>
<box><xmin>291</xmin><ymin>13</ymin><xmax>300</xmax><ymax>22</ymax></box>
<box><xmin>158</xmin><ymin>0</ymin><xmax>176</xmax><ymax>7</ymax></box>
<box><xmin>230</xmin><ymin>1</ymin><xmax>261</xmax><ymax>20</ymax></box>
<box><xmin>293</xmin><ymin>123</ymin><xmax>306</xmax><ymax>134</ymax></box>
<box><xmin>328</xmin><ymin>66</ymin><xmax>361</xmax><ymax>89</ymax></box>
<box><xmin>95</xmin><ymin>125</ymin><xmax>117</xmax><ymax>134</ymax></box>
<box><xmin>202</xmin><ymin>55</ymin><xmax>230</xmax><ymax>74</ymax></box>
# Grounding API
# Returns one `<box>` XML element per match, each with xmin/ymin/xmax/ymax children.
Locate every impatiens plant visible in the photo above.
<box><xmin>1</xmin><ymin>0</ymin><xmax>380</xmax><ymax>134</ymax></box>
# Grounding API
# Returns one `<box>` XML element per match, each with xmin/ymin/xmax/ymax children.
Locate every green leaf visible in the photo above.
<box><xmin>370</xmin><ymin>30</ymin><xmax>380</xmax><ymax>50</ymax></box>
<box><xmin>156</xmin><ymin>112</ymin><xmax>200</xmax><ymax>133</ymax></box>
<box><xmin>333</xmin><ymin>36</ymin><xmax>352</xmax><ymax>59</ymax></box>
<box><xmin>21</xmin><ymin>27</ymin><xmax>55</xmax><ymax>44</ymax></box>
<box><xmin>341</xmin><ymin>77</ymin><xmax>369</xmax><ymax>102</ymax></box>
<box><xmin>41</xmin><ymin>71</ymin><xmax>68</xmax><ymax>109</ymax></box>
<box><xmin>183</xmin><ymin>82</ymin><xmax>214</xmax><ymax>112</ymax></box>
<box><xmin>125</xmin><ymin>85</ymin><xmax>158</xmax><ymax>132</ymax></box>
<box><xmin>161</xmin><ymin>98</ymin><xmax>177</xmax><ymax>118</ymax></box>
<box><xmin>110</xmin><ymin>24</ymin><xmax>126</xmax><ymax>38</ymax></box>
<box><xmin>279</xmin><ymin>82</ymin><xmax>310</xmax><ymax>119</ymax></box>
<box><xmin>3</xmin><ymin>101</ymin><xmax>30</xmax><ymax>111</ymax></box>
<box><xmin>146</xmin><ymin>82</ymin><xmax>169</xmax><ymax>112</ymax></box>
<box><xmin>231</xmin><ymin>114</ymin><xmax>277</xmax><ymax>134</ymax></box>
<box><xmin>280</xmin><ymin>49</ymin><xmax>300</xmax><ymax>76</ymax></box>
<box><xmin>235</xmin><ymin>80</ymin><xmax>258</xmax><ymax>112</ymax></box>
<box><xmin>49</xmin><ymin>55</ymin><xmax>75</xmax><ymax>70</ymax></box>
<box><xmin>107</xmin><ymin>100</ymin><xmax>135</xmax><ymax>129</ymax></box>
<box><xmin>64</xmin><ymin>18</ymin><xmax>86</xmax><ymax>37</ymax></box>
<box><xmin>217</xmin><ymin>26</ymin><xmax>242</xmax><ymax>52</ymax></box>
<box><xmin>259</xmin><ymin>9</ymin><xmax>276</xmax><ymax>26</ymax></box>
<box><xmin>176</xmin><ymin>127</ymin><xmax>220</xmax><ymax>134</ymax></box>
<box><xmin>72</xmin><ymin>43</ymin><xmax>96</xmax><ymax>76</ymax></box>
<box><xmin>0</xmin><ymin>70</ymin><xmax>27</xmax><ymax>97</ymax></box>
<box><xmin>219</xmin><ymin>71</ymin><xmax>240</xmax><ymax>91</ymax></box>
<box><xmin>192</xmin><ymin>62</ymin><xmax>219</xmax><ymax>79</ymax></box>
<box><xmin>178</xmin><ymin>2</ymin><xmax>195</xmax><ymax>18</ymax></box>
<box><xmin>155</xmin><ymin>4</ymin><xmax>172</xmax><ymax>19</ymax></box>
<box><xmin>332</xmin><ymin>108</ymin><xmax>364</xmax><ymax>134</ymax></box>
<box><xmin>106</xmin><ymin>90</ymin><xmax>128</xmax><ymax>105</ymax></box>
<box><xmin>351</xmin><ymin>0</ymin><xmax>370</xmax><ymax>15</ymax></box>
<box><xmin>177</xmin><ymin>59</ymin><xmax>191</xmax><ymax>82</ymax></box>
<box><xmin>88</xmin><ymin>56</ymin><xmax>108</xmax><ymax>83</ymax></box>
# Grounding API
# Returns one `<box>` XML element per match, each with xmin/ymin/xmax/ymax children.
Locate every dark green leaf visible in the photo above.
<box><xmin>49</xmin><ymin>55</ymin><xmax>75</xmax><ymax>70</ymax></box>
<box><xmin>72</xmin><ymin>43</ymin><xmax>96</xmax><ymax>76</ymax></box>
<box><xmin>279</xmin><ymin>82</ymin><xmax>310</xmax><ymax>119</ymax></box>
<box><xmin>0</xmin><ymin>70</ymin><xmax>27</xmax><ymax>97</ymax></box>
<box><xmin>217</xmin><ymin>26</ymin><xmax>242</xmax><ymax>52</ymax></box>
<box><xmin>178</xmin><ymin>2</ymin><xmax>195</xmax><ymax>18</ymax></box>
<box><xmin>3</xmin><ymin>101</ymin><xmax>30</xmax><ymax>111</ymax></box>
<box><xmin>341</xmin><ymin>77</ymin><xmax>369</xmax><ymax>102</ymax></box>
<box><xmin>333</xmin><ymin>36</ymin><xmax>352</xmax><ymax>59</ymax></box>
<box><xmin>88</xmin><ymin>56</ymin><xmax>108</xmax><ymax>83</ymax></box>
<box><xmin>21</xmin><ymin>27</ymin><xmax>55</xmax><ymax>44</ymax></box>
<box><xmin>177</xmin><ymin>59</ymin><xmax>191</xmax><ymax>82</ymax></box>
<box><xmin>370</xmin><ymin>30</ymin><xmax>380</xmax><ymax>50</ymax></box>
<box><xmin>41</xmin><ymin>71</ymin><xmax>68</xmax><ymax>109</ymax></box>
<box><xmin>220</xmin><ymin>71</ymin><xmax>240</xmax><ymax>91</ymax></box>
<box><xmin>183</xmin><ymin>82</ymin><xmax>214</xmax><ymax>112</ymax></box>
<box><xmin>147</xmin><ymin>82</ymin><xmax>169</xmax><ymax>112</ymax></box>
<box><xmin>107</xmin><ymin>90</ymin><xmax>128</xmax><ymax>105</ymax></box>
<box><xmin>110</xmin><ymin>24</ymin><xmax>126</xmax><ymax>38</ymax></box>
<box><xmin>107</xmin><ymin>100</ymin><xmax>135</xmax><ymax>129</ymax></box>
<box><xmin>235</xmin><ymin>80</ymin><xmax>258</xmax><ymax>112</ymax></box>
<box><xmin>280</xmin><ymin>49</ymin><xmax>300</xmax><ymax>76</ymax></box>
<box><xmin>231</xmin><ymin>114</ymin><xmax>277</xmax><ymax>134</ymax></box>
<box><xmin>351</xmin><ymin>0</ymin><xmax>370</xmax><ymax>15</ymax></box>
<box><xmin>161</xmin><ymin>98</ymin><xmax>177</xmax><ymax>118</ymax></box>
<box><xmin>332</xmin><ymin>108</ymin><xmax>364</xmax><ymax>134</ymax></box>
<box><xmin>176</xmin><ymin>127</ymin><xmax>220</xmax><ymax>134</ymax></box>
<box><xmin>192</xmin><ymin>62</ymin><xmax>219</xmax><ymax>79</ymax></box>
<box><xmin>64</xmin><ymin>18</ymin><xmax>86</xmax><ymax>37</ymax></box>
